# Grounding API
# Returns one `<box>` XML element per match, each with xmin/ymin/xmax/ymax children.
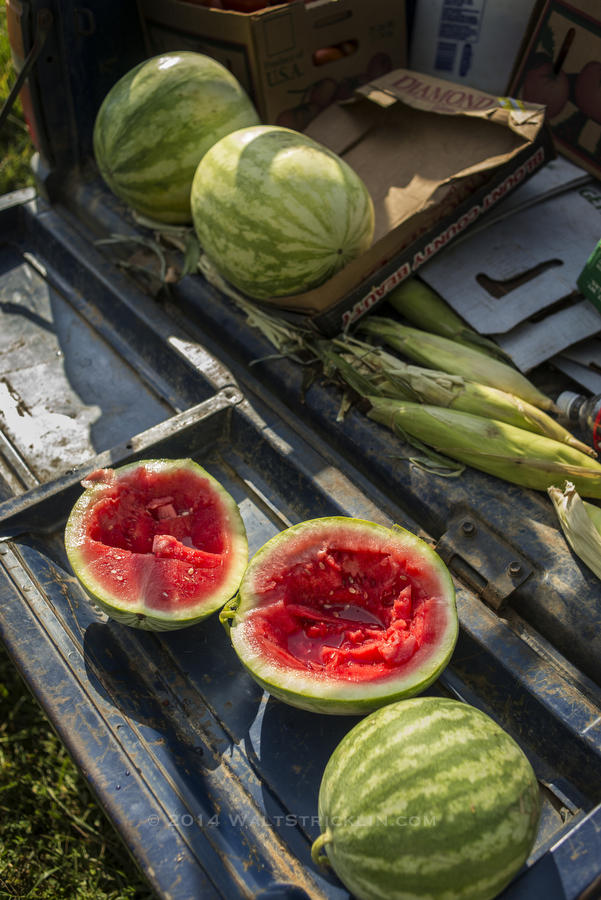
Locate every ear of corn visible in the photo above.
<box><xmin>420</xmin><ymin>378</ymin><xmax>595</xmax><ymax>457</ymax></box>
<box><xmin>333</xmin><ymin>337</ymin><xmax>594</xmax><ymax>456</ymax></box>
<box><xmin>386</xmin><ymin>278</ymin><xmax>513</xmax><ymax>362</ymax></box>
<box><xmin>359</xmin><ymin>316</ymin><xmax>556</xmax><ymax>412</ymax></box>
<box><xmin>337</xmin><ymin>336</ymin><xmax>459</xmax><ymax>398</ymax></box>
<box><xmin>548</xmin><ymin>483</ymin><xmax>601</xmax><ymax>580</ymax></box>
<box><xmin>368</xmin><ymin>398</ymin><xmax>601</xmax><ymax>497</ymax></box>
<box><xmin>326</xmin><ymin>339</ymin><xmax>428</xmax><ymax>400</ymax></box>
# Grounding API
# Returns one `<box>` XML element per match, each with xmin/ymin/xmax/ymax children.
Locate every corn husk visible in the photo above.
<box><xmin>315</xmin><ymin>340</ymin><xmax>413</xmax><ymax>400</ymax></box>
<box><xmin>410</xmin><ymin>377</ymin><xmax>594</xmax><ymax>456</ymax></box>
<box><xmin>368</xmin><ymin>399</ymin><xmax>601</xmax><ymax>497</ymax></box>
<box><xmin>359</xmin><ymin>316</ymin><xmax>556</xmax><ymax>412</ymax></box>
<box><xmin>386</xmin><ymin>278</ymin><xmax>513</xmax><ymax>362</ymax></box>
<box><xmin>327</xmin><ymin>338</ymin><xmax>594</xmax><ymax>456</ymax></box>
<box><xmin>584</xmin><ymin>500</ymin><xmax>601</xmax><ymax>536</ymax></box>
<box><xmin>548</xmin><ymin>483</ymin><xmax>601</xmax><ymax>581</ymax></box>
<box><xmin>197</xmin><ymin>254</ymin><xmax>313</xmax><ymax>363</ymax></box>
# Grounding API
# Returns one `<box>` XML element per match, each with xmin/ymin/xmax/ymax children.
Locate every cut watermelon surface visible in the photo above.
<box><xmin>65</xmin><ymin>459</ymin><xmax>248</xmax><ymax>630</ymax></box>
<box><xmin>222</xmin><ymin>517</ymin><xmax>458</xmax><ymax>714</ymax></box>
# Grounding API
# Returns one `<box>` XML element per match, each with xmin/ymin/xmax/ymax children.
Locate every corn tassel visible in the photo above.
<box><xmin>548</xmin><ymin>483</ymin><xmax>601</xmax><ymax>580</ymax></box>
<box><xmin>386</xmin><ymin>278</ymin><xmax>513</xmax><ymax>362</ymax></box>
<box><xmin>359</xmin><ymin>316</ymin><xmax>556</xmax><ymax>412</ymax></box>
<box><xmin>368</xmin><ymin>399</ymin><xmax>601</xmax><ymax>497</ymax></box>
<box><xmin>315</xmin><ymin>341</ymin><xmax>399</xmax><ymax>400</ymax></box>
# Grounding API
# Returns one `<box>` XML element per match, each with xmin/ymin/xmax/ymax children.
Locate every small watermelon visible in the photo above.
<box><xmin>220</xmin><ymin>517</ymin><xmax>458</xmax><ymax>714</ymax></box>
<box><xmin>65</xmin><ymin>459</ymin><xmax>248</xmax><ymax>630</ymax></box>
<box><xmin>93</xmin><ymin>51</ymin><xmax>260</xmax><ymax>224</ymax></box>
<box><xmin>312</xmin><ymin>696</ymin><xmax>541</xmax><ymax>900</ymax></box>
<box><xmin>190</xmin><ymin>124</ymin><xmax>375</xmax><ymax>299</ymax></box>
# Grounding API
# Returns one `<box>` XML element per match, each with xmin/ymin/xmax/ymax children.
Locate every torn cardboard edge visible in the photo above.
<box><xmin>243</xmin><ymin>68</ymin><xmax>553</xmax><ymax>336</ymax></box>
<box><xmin>278</xmin><ymin>130</ymin><xmax>555</xmax><ymax>335</ymax></box>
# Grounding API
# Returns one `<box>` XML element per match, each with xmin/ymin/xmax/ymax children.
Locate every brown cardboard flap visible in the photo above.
<box><xmin>358</xmin><ymin>69</ymin><xmax>544</xmax><ymax>130</ymax></box>
<box><xmin>336</xmin><ymin>104</ymin><xmax>525</xmax><ymax>241</ymax></box>
<box><xmin>258</xmin><ymin>68</ymin><xmax>547</xmax><ymax>316</ymax></box>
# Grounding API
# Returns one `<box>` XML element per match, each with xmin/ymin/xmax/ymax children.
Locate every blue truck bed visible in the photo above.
<box><xmin>1</xmin><ymin>182</ymin><xmax>601</xmax><ymax>900</ymax></box>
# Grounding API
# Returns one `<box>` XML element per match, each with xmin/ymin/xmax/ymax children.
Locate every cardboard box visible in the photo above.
<box><xmin>509</xmin><ymin>0</ymin><xmax>601</xmax><ymax>181</ymax></box>
<box><xmin>138</xmin><ymin>0</ymin><xmax>407</xmax><ymax>127</ymax></box>
<box><xmin>408</xmin><ymin>0</ymin><xmax>542</xmax><ymax>96</ymax></box>
<box><xmin>251</xmin><ymin>69</ymin><xmax>553</xmax><ymax>335</ymax></box>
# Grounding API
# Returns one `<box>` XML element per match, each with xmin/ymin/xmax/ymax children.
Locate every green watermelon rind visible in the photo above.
<box><xmin>93</xmin><ymin>51</ymin><xmax>260</xmax><ymax>224</ymax></box>
<box><xmin>315</xmin><ymin>696</ymin><xmax>541</xmax><ymax>900</ymax></box>
<box><xmin>226</xmin><ymin>517</ymin><xmax>458</xmax><ymax>714</ymax></box>
<box><xmin>64</xmin><ymin>458</ymin><xmax>248</xmax><ymax>631</ymax></box>
<box><xmin>191</xmin><ymin>125</ymin><xmax>375</xmax><ymax>300</ymax></box>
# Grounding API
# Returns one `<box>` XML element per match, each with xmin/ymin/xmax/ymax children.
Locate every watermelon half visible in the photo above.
<box><xmin>65</xmin><ymin>459</ymin><xmax>248</xmax><ymax>630</ymax></box>
<box><xmin>221</xmin><ymin>517</ymin><xmax>458</xmax><ymax>714</ymax></box>
<box><xmin>312</xmin><ymin>696</ymin><xmax>540</xmax><ymax>900</ymax></box>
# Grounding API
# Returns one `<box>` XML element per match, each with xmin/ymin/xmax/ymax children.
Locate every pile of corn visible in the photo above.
<box><xmin>348</xmin><ymin>279</ymin><xmax>601</xmax><ymax>499</ymax></box>
<box><xmin>211</xmin><ymin>259</ymin><xmax>601</xmax><ymax>500</ymax></box>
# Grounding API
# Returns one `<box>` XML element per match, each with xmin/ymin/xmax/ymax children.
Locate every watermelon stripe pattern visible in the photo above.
<box><xmin>93</xmin><ymin>52</ymin><xmax>259</xmax><ymax>223</ymax></box>
<box><xmin>191</xmin><ymin>125</ymin><xmax>375</xmax><ymax>299</ymax></box>
<box><xmin>315</xmin><ymin>697</ymin><xmax>540</xmax><ymax>900</ymax></box>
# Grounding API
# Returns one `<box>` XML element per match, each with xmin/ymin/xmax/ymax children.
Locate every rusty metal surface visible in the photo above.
<box><xmin>3</xmin><ymin>391</ymin><xmax>601</xmax><ymax>898</ymax></box>
<box><xmin>0</xmin><ymin>241</ymin><xmax>169</xmax><ymax>483</ymax></box>
<box><xmin>436</xmin><ymin>513</ymin><xmax>533</xmax><ymax>611</ymax></box>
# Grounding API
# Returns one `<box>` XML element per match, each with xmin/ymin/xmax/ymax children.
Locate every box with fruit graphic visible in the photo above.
<box><xmin>138</xmin><ymin>0</ymin><xmax>406</xmax><ymax>127</ymax></box>
<box><xmin>509</xmin><ymin>0</ymin><xmax>601</xmax><ymax>180</ymax></box>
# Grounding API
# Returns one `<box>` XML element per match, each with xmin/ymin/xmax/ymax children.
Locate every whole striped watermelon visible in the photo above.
<box><xmin>220</xmin><ymin>517</ymin><xmax>458</xmax><ymax>714</ymax></box>
<box><xmin>65</xmin><ymin>459</ymin><xmax>248</xmax><ymax>630</ymax></box>
<box><xmin>93</xmin><ymin>52</ymin><xmax>259</xmax><ymax>224</ymax></box>
<box><xmin>190</xmin><ymin>125</ymin><xmax>375</xmax><ymax>299</ymax></box>
<box><xmin>312</xmin><ymin>696</ymin><xmax>541</xmax><ymax>900</ymax></box>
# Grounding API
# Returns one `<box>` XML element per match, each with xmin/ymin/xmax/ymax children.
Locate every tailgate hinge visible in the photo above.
<box><xmin>436</xmin><ymin>514</ymin><xmax>533</xmax><ymax>612</ymax></box>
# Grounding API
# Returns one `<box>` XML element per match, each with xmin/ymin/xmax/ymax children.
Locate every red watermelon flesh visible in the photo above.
<box><xmin>248</xmin><ymin>545</ymin><xmax>446</xmax><ymax>682</ymax></box>
<box><xmin>226</xmin><ymin>517</ymin><xmax>458</xmax><ymax>713</ymax></box>
<box><xmin>65</xmin><ymin>460</ymin><xmax>248</xmax><ymax>628</ymax></box>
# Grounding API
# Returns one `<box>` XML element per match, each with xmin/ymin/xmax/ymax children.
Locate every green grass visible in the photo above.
<box><xmin>0</xmin><ymin>10</ymin><xmax>35</xmax><ymax>193</ymax></box>
<box><xmin>0</xmin><ymin>644</ymin><xmax>156</xmax><ymax>898</ymax></box>
<box><xmin>0</xmin><ymin>16</ymin><xmax>155</xmax><ymax>900</ymax></box>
